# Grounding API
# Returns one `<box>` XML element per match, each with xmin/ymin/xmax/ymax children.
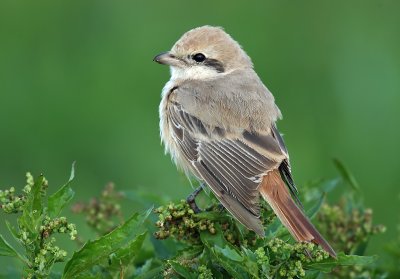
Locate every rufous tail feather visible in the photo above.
<box><xmin>260</xmin><ymin>170</ymin><xmax>336</xmax><ymax>258</ymax></box>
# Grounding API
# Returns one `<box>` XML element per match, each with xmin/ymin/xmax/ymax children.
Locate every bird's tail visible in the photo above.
<box><xmin>260</xmin><ymin>170</ymin><xmax>336</xmax><ymax>258</ymax></box>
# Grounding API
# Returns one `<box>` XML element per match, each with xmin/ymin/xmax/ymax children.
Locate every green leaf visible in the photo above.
<box><xmin>305</xmin><ymin>252</ymin><xmax>377</xmax><ymax>272</ymax></box>
<box><xmin>169</xmin><ymin>260</ymin><xmax>197</xmax><ymax>279</ymax></box>
<box><xmin>240</xmin><ymin>247</ymin><xmax>260</xmax><ymax>278</ymax></box>
<box><xmin>135</xmin><ymin>259</ymin><xmax>164</xmax><ymax>279</ymax></box>
<box><xmin>214</xmin><ymin>246</ymin><xmax>243</xmax><ymax>262</ymax></box>
<box><xmin>195</xmin><ymin>211</ymin><xmax>229</xmax><ymax>221</ymax></box>
<box><xmin>264</xmin><ymin>217</ymin><xmax>286</xmax><ymax>239</ymax></box>
<box><xmin>32</xmin><ymin>175</ymin><xmax>44</xmax><ymax>213</ymax></box>
<box><xmin>18</xmin><ymin>174</ymin><xmax>45</xmax><ymax>236</ymax></box>
<box><xmin>72</xmin><ymin>271</ymin><xmax>103</xmax><ymax>279</ymax></box>
<box><xmin>0</xmin><ymin>234</ymin><xmax>29</xmax><ymax>267</ymax></box>
<box><xmin>200</xmin><ymin>229</ymin><xmax>251</xmax><ymax>279</ymax></box>
<box><xmin>62</xmin><ymin>207</ymin><xmax>153</xmax><ymax>279</ymax></box>
<box><xmin>307</xmin><ymin>193</ymin><xmax>326</xmax><ymax>220</ymax></box>
<box><xmin>353</xmin><ymin>239</ymin><xmax>369</xmax><ymax>256</ymax></box>
<box><xmin>108</xmin><ymin>231</ymin><xmax>147</xmax><ymax>269</ymax></box>
<box><xmin>150</xmin><ymin>235</ymin><xmax>183</xmax><ymax>259</ymax></box>
<box><xmin>123</xmin><ymin>189</ymin><xmax>167</xmax><ymax>208</ymax></box>
<box><xmin>303</xmin><ymin>178</ymin><xmax>340</xmax><ymax>203</ymax></box>
<box><xmin>48</xmin><ymin>162</ymin><xmax>76</xmax><ymax>218</ymax></box>
<box><xmin>303</xmin><ymin>270</ymin><xmax>321</xmax><ymax>279</ymax></box>
<box><xmin>333</xmin><ymin>159</ymin><xmax>360</xmax><ymax>191</ymax></box>
<box><xmin>199</xmin><ymin>226</ymin><xmax>227</xmax><ymax>248</ymax></box>
<box><xmin>0</xmin><ymin>234</ymin><xmax>18</xmax><ymax>258</ymax></box>
<box><xmin>320</xmin><ymin>177</ymin><xmax>341</xmax><ymax>193</ymax></box>
<box><xmin>175</xmin><ymin>246</ymin><xmax>204</xmax><ymax>260</ymax></box>
<box><xmin>210</xmin><ymin>247</ymin><xmax>250</xmax><ymax>279</ymax></box>
<box><xmin>5</xmin><ymin>220</ymin><xmax>20</xmax><ymax>243</ymax></box>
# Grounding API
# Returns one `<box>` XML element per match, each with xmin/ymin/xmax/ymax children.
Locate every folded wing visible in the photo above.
<box><xmin>167</xmin><ymin>100</ymin><xmax>288</xmax><ymax>235</ymax></box>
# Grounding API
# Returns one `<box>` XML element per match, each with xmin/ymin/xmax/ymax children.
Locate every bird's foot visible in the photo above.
<box><xmin>186</xmin><ymin>186</ymin><xmax>203</xmax><ymax>214</ymax></box>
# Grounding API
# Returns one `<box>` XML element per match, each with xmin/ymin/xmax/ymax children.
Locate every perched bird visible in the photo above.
<box><xmin>154</xmin><ymin>26</ymin><xmax>336</xmax><ymax>257</ymax></box>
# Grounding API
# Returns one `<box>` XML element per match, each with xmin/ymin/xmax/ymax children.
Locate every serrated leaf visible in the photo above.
<box><xmin>210</xmin><ymin>247</ymin><xmax>250</xmax><ymax>279</ymax></box>
<box><xmin>108</xmin><ymin>231</ymin><xmax>147</xmax><ymax>269</ymax></box>
<box><xmin>175</xmin><ymin>246</ymin><xmax>203</xmax><ymax>260</ymax></box>
<box><xmin>305</xmin><ymin>252</ymin><xmax>377</xmax><ymax>272</ymax></box>
<box><xmin>240</xmin><ymin>247</ymin><xmax>260</xmax><ymax>278</ymax></box>
<box><xmin>333</xmin><ymin>159</ymin><xmax>360</xmax><ymax>191</ymax></box>
<box><xmin>0</xmin><ymin>234</ymin><xmax>18</xmax><ymax>258</ymax></box>
<box><xmin>149</xmin><ymin>236</ymin><xmax>183</xmax><ymax>259</ymax></box>
<box><xmin>48</xmin><ymin>162</ymin><xmax>76</xmax><ymax>218</ymax></box>
<box><xmin>19</xmin><ymin>175</ymin><xmax>45</xmax><ymax>234</ymax></box>
<box><xmin>31</xmin><ymin>175</ymin><xmax>44</xmax><ymax>214</ymax></box>
<box><xmin>200</xmin><ymin>229</ymin><xmax>250</xmax><ymax>279</ymax></box>
<box><xmin>62</xmin><ymin>207</ymin><xmax>152</xmax><ymax>279</ymax></box>
<box><xmin>214</xmin><ymin>246</ymin><xmax>243</xmax><ymax>262</ymax></box>
<box><xmin>169</xmin><ymin>260</ymin><xmax>197</xmax><ymax>279</ymax></box>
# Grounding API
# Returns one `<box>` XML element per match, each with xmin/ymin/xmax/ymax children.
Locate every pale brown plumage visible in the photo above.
<box><xmin>155</xmin><ymin>26</ymin><xmax>336</xmax><ymax>257</ymax></box>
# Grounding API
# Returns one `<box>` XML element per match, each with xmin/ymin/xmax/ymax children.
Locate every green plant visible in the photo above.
<box><xmin>0</xmin><ymin>161</ymin><xmax>393</xmax><ymax>278</ymax></box>
<box><xmin>0</xmin><ymin>166</ymin><xmax>77</xmax><ymax>278</ymax></box>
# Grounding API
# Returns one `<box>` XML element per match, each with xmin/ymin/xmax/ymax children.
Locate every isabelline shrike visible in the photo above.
<box><xmin>154</xmin><ymin>26</ymin><xmax>335</xmax><ymax>257</ymax></box>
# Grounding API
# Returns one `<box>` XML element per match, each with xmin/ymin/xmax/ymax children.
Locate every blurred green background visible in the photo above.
<box><xmin>0</xmin><ymin>0</ymin><xmax>399</xmax><ymax>262</ymax></box>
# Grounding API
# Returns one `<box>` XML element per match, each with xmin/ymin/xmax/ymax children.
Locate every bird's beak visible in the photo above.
<box><xmin>153</xmin><ymin>52</ymin><xmax>182</xmax><ymax>67</ymax></box>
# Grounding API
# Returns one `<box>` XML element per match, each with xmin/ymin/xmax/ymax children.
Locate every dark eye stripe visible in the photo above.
<box><xmin>204</xmin><ymin>58</ymin><xmax>225</xmax><ymax>73</ymax></box>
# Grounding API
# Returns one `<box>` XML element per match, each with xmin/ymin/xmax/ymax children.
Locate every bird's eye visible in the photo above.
<box><xmin>192</xmin><ymin>53</ymin><xmax>206</xmax><ymax>62</ymax></box>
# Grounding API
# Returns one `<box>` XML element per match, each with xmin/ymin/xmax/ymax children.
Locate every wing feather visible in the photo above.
<box><xmin>201</xmin><ymin>144</ymin><xmax>259</xmax><ymax>215</ymax></box>
<box><xmin>166</xmin><ymin>97</ymin><xmax>293</xmax><ymax>234</ymax></box>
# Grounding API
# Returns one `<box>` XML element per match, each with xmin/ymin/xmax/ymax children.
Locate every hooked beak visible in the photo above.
<box><xmin>153</xmin><ymin>52</ymin><xmax>182</xmax><ymax>67</ymax></box>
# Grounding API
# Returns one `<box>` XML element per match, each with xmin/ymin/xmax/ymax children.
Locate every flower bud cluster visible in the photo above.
<box><xmin>0</xmin><ymin>186</ymin><xmax>26</xmax><ymax>213</ymax></box>
<box><xmin>317</xmin><ymin>202</ymin><xmax>386</xmax><ymax>277</ymax></box>
<box><xmin>154</xmin><ymin>200</ymin><xmax>221</xmax><ymax>242</ymax></box>
<box><xmin>40</xmin><ymin>216</ymin><xmax>77</xmax><ymax>240</ymax></box>
<box><xmin>1</xmin><ymin>172</ymin><xmax>78</xmax><ymax>279</ymax></box>
<box><xmin>198</xmin><ymin>265</ymin><xmax>213</xmax><ymax>279</ymax></box>
<box><xmin>32</xmin><ymin>237</ymin><xmax>68</xmax><ymax>277</ymax></box>
<box><xmin>71</xmin><ymin>183</ymin><xmax>123</xmax><ymax>235</ymax></box>
<box><xmin>318</xmin><ymin>203</ymin><xmax>386</xmax><ymax>254</ymax></box>
<box><xmin>154</xmin><ymin>195</ymin><xmax>385</xmax><ymax>278</ymax></box>
<box><xmin>262</xmin><ymin>239</ymin><xmax>329</xmax><ymax>279</ymax></box>
<box><xmin>21</xmin><ymin>215</ymin><xmax>78</xmax><ymax>278</ymax></box>
<box><xmin>0</xmin><ymin>172</ymin><xmax>48</xmax><ymax>214</ymax></box>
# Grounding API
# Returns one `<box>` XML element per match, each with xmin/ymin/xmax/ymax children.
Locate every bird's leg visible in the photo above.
<box><xmin>304</xmin><ymin>245</ymin><xmax>312</xmax><ymax>259</ymax></box>
<box><xmin>186</xmin><ymin>185</ymin><xmax>203</xmax><ymax>213</ymax></box>
<box><xmin>216</xmin><ymin>203</ymin><xmax>225</xmax><ymax>212</ymax></box>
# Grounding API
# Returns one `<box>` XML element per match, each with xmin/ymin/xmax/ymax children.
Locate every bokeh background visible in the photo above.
<box><xmin>0</xmin><ymin>0</ymin><xmax>399</xmax><ymax>265</ymax></box>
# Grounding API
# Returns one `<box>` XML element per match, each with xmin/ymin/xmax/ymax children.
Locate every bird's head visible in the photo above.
<box><xmin>154</xmin><ymin>26</ymin><xmax>253</xmax><ymax>80</ymax></box>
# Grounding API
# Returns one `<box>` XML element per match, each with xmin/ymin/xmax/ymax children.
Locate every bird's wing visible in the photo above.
<box><xmin>167</xmin><ymin>99</ymin><xmax>290</xmax><ymax>235</ymax></box>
